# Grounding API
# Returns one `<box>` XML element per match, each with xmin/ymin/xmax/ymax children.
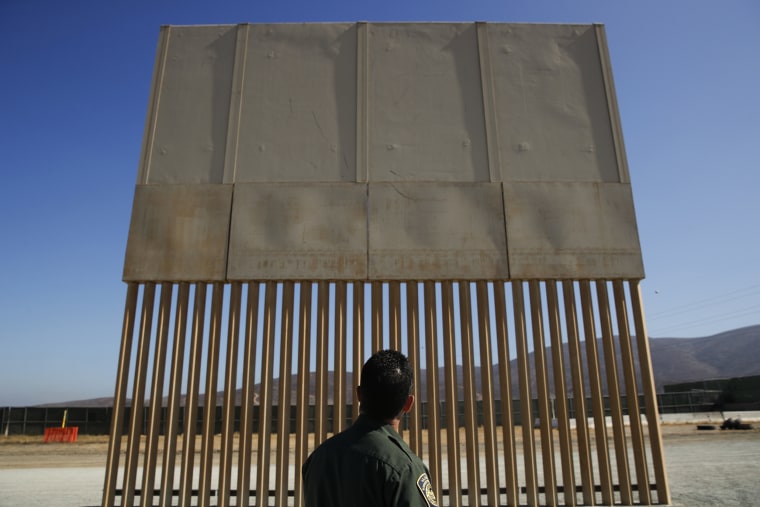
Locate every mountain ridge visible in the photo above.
<box><xmin>43</xmin><ymin>324</ymin><xmax>760</xmax><ymax>407</ymax></box>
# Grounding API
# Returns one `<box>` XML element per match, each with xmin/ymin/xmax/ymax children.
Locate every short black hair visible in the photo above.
<box><xmin>359</xmin><ymin>349</ymin><xmax>413</xmax><ymax>421</ymax></box>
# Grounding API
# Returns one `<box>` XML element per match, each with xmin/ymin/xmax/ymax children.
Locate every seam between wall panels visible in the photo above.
<box><xmin>356</xmin><ymin>22</ymin><xmax>369</xmax><ymax>184</ymax></box>
<box><xmin>138</xmin><ymin>26</ymin><xmax>172</xmax><ymax>184</ymax></box>
<box><xmin>477</xmin><ymin>23</ymin><xmax>512</xmax><ymax>281</ymax></box>
<box><xmin>595</xmin><ymin>24</ymin><xmax>631</xmax><ymax>184</ymax></box>
<box><xmin>476</xmin><ymin>22</ymin><xmax>502</xmax><ymax>185</ymax></box>
<box><xmin>357</xmin><ymin>22</ymin><xmax>370</xmax><ymax>279</ymax></box>
<box><xmin>223</xmin><ymin>23</ymin><xmax>250</xmax><ymax>185</ymax></box>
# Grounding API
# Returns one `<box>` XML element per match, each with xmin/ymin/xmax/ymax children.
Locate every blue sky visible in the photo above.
<box><xmin>1</xmin><ymin>1</ymin><xmax>758</xmax><ymax>406</ymax></box>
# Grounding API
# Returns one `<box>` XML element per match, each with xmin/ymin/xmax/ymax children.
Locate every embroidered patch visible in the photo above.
<box><xmin>416</xmin><ymin>473</ymin><xmax>438</xmax><ymax>507</ymax></box>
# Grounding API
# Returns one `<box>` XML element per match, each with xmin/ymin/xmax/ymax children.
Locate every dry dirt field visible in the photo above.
<box><xmin>1</xmin><ymin>424</ymin><xmax>759</xmax><ymax>506</ymax></box>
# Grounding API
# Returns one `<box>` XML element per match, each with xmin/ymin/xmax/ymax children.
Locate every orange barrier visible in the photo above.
<box><xmin>43</xmin><ymin>426</ymin><xmax>78</xmax><ymax>442</ymax></box>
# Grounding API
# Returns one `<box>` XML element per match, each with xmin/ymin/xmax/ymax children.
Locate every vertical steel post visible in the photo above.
<box><xmin>121</xmin><ymin>282</ymin><xmax>155</xmax><ymax>507</ymax></box>
<box><xmin>334</xmin><ymin>281</ymin><xmax>347</xmax><ymax>433</ymax></box>
<box><xmin>352</xmin><ymin>282</ymin><xmax>364</xmax><ymax>421</ymax></box>
<box><xmin>256</xmin><ymin>282</ymin><xmax>278</xmax><ymax>507</ymax></box>
<box><xmin>406</xmin><ymin>282</ymin><xmax>423</xmax><ymax>455</ymax></box>
<box><xmin>529</xmin><ymin>280</ymin><xmax>557</xmax><ymax>506</ymax></box>
<box><xmin>276</xmin><ymin>282</ymin><xmax>296</xmax><ymax>506</ymax></box>
<box><xmin>237</xmin><ymin>282</ymin><xmax>260</xmax><ymax>507</ymax></box>
<box><xmin>102</xmin><ymin>283</ymin><xmax>138</xmax><ymax>507</ymax></box>
<box><xmin>612</xmin><ymin>280</ymin><xmax>650</xmax><ymax>504</ymax></box>
<box><xmin>389</xmin><ymin>281</ymin><xmax>402</xmax><ymax>351</ymax></box>
<box><xmin>631</xmin><ymin>280</ymin><xmax>670</xmax><ymax>505</ymax></box>
<box><xmin>180</xmin><ymin>283</ymin><xmax>207</xmax><ymax>506</ymax></box>
<box><xmin>424</xmin><ymin>281</ymin><xmax>442</xmax><ymax>503</ymax></box>
<box><xmin>596</xmin><ymin>281</ymin><xmax>632</xmax><ymax>504</ymax></box>
<box><xmin>218</xmin><ymin>283</ymin><xmax>242</xmax><ymax>507</ymax></box>
<box><xmin>371</xmin><ymin>281</ymin><xmax>383</xmax><ymax>353</ymax></box>
<box><xmin>141</xmin><ymin>283</ymin><xmax>173</xmax><ymax>507</ymax></box>
<box><xmin>460</xmin><ymin>282</ymin><xmax>481</xmax><ymax>507</ymax></box>
<box><xmin>199</xmin><ymin>283</ymin><xmax>224</xmax><ymax>507</ymax></box>
<box><xmin>580</xmin><ymin>280</ymin><xmax>613</xmax><ymax>505</ymax></box>
<box><xmin>562</xmin><ymin>281</ymin><xmax>594</xmax><ymax>506</ymax></box>
<box><xmin>315</xmin><ymin>281</ymin><xmax>329</xmax><ymax>444</ymax></box>
<box><xmin>293</xmin><ymin>282</ymin><xmax>313</xmax><ymax>507</ymax></box>
<box><xmin>159</xmin><ymin>282</ymin><xmax>189</xmax><ymax>507</ymax></box>
<box><xmin>493</xmin><ymin>282</ymin><xmax>519</xmax><ymax>507</ymax></box>
<box><xmin>441</xmin><ymin>281</ymin><xmax>462</xmax><ymax>507</ymax></box>
<box><xmin>546</xmin><ymin>281</ymin><xmax>576</xmax><ymax>506</ymax></box>
<box><xmin>513</xmin><ymin>281</ymin><xmax>538</xmax><ymax>507</ymax></box>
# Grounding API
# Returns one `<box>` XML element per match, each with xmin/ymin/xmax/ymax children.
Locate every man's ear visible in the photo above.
<box><xmin>401</xmin><ymin>394</ymin><xmax>414</xmax><ymax>414</ymax></box>
<box><xmin>356</xmin><ymin>385</ymin><xmax>362</xmax><ymax>403</ymax></box>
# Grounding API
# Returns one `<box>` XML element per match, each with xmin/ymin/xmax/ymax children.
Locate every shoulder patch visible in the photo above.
<box><xmin>416</xmin><ymin>473</ymin><xmax>438</xmax><ymax>507</ymax></box>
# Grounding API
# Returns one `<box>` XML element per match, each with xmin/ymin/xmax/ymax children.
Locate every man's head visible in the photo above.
<box><xmin>358</xmin><ymin>349</ymin><xmax>414</xmax><ymax>422</ymax></box>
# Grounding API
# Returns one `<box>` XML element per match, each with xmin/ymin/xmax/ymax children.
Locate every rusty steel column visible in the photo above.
<box><xmin>179</xmin><ymin>283</ymin><xmax>207</xmax><ymax>506</ymax></box>
<box><xmin>546</xmin><ymin>281</ymin><xmax>576</xmax><ymax>507</ymax></box>
<box><xmin>459</xmin><ymin>282</ymin><xmax>481</xmax><ymax>507</ymax></box>
<box><xmin>237</xmin><ymin>282</ymin><xmax>260</xmax><ymax>507</ymax></box>
<box><xmin>612</xmin><ymin>280</ymin><xmax>650</xmax><ymax>504</ymax></box>
<box><xmin>159</xmin><ymin>282</ymin><xmax>189</xmax><ymax>507</ymax></box>
<box><xmin>352</xmin><ymin>282</ymin><xmax>364</xmax><ymax>421</ymax></box>
<box><xmin>198</xmin><ymin>283</ymin><xmax>224</xmax><ymax>507</ymax></box>
<box><xmin>218</xmin><ymin>283</ymin><xmax>242</xmax><ymax>507</ymax></box>
<box><xmin>562</xmin><ymin>281</ymin><xmax>594</xmax><ymax>506</ymax></box>
<box><xmin>314</xmin><ymin>281</ymin><xmax>329</xmax><ymax>444</ymax></box>
<box><xmin>512</xmin><ymin>281</ymin><xmax>538</xmax><ymax>507</ymax></box>
<box><xmin>102</xmin><ymin>283</ymin><xmax>138</xmax><ymax>507</ymax></box>
<box><xmin>493</xmin><ymin>282</ymin><xmax>519</xmax><ymax>507</ymax></box>
<box><xmin>255</xmin><ymin>282</ymin><xmax>278</xmax><ymax>507</ymax></box>
<box><xmin>371</xmin><ymin>281</ymin><xmax>383</xmax><ymax>353</ymax></box>
<box><xmin>121</xmin><ymin>282</ymin><xmax>155</xmax><ymax>507</ymax></box>
<box><xmin>596</xmin><ymin>281</ymin><xmax>632</xmax><ymax>504</ymax></box>
<box><xmin>580</xmin><ymin>280</ymin><xmax>613</xmax><ymax>505</ymax></box>
<box><xmin>140</xmin><ymin>283</ymin><xmax>173</xmax><ymax>507</ymax></box>
<box><xmin>236</xmin><ymin>283</ymin><xmax>261</xmax><ymax>507</ymax></box>
<box><xmin>293</xmin><ymin>282</ymin><xmax>313</xmax><ymax>507</ymax></box>
<box><xmin>529</xmin><ymin>280</ymin><xmax>557</xmax><ymax>507</ymax></box>
<box><xmin>406</xmin><ymin>282</ymin><xmax>423</xmax><ymax>454</ymax></box>
<box><xmin>423</xmin><ymin>281</ymin><xmax>442</xmax><ymax>503</ymax></box>
<box><xmin>631</xmin><ymin>280</ymin><xmax>670</xmax><ymax>505</ymax></box>
<box><xmin>475</xmin><ymin>282</ymin><xmax>499</xmax><ymax>507</ymax></box>
<box><xmin>441</xmin><ymin>281</ymin><xmax>462</xmax><ymax>507</ymax></box>
<box><xmin>389</xmin><ymin>281</ymin><xmax>402</xmax><ymax>351</ymax></box>
<box><xmin>276</xmin><ymin>282</ymin><xmax>296</xmax><ymax>507</ymax></box>
<box><xmin>333</xmin><ymin>281</ymin><xmax>347</xmax><ymax>434</ymax></box>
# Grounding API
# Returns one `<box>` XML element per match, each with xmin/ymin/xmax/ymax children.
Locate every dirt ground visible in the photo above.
<box><xmin>1</xmin><ymin>424</ymin><xmax>759</xmax><ymax>506</ymax></box>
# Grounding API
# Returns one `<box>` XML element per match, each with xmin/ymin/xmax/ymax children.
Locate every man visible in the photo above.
<box><xmin>302</xmin><ymin>349</ymin><xmax>438</xmax><ymax>507</ymax></box>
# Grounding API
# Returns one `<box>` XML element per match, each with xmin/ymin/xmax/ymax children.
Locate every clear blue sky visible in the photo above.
<box><xmin>1</xmin><ymin>1</ymin><xmax>758</xmax><ymax>406</ymax></box>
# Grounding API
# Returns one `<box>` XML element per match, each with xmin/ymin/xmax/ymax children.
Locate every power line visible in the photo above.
<box><xmin>651</xmin><ymin>305</ymin><xmax>760</xmax><ymax>336</ymax></box>
<box><xmin>648</xmin><ymin>283</ymin><xmax>760</xmax><ymax>321</ymax></box>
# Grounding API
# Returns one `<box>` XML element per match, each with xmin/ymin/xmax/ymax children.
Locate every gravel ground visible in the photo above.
<box><xmin>1</xmin><ymin>425</ymin><xmax>758</xmax><ymax>506</ymax></box>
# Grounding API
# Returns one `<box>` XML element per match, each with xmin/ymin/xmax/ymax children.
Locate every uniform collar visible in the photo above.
<box><xmin>354</xmin><ymin>413</ymin><xmax>400</xmax><ymax>437</ymax></box>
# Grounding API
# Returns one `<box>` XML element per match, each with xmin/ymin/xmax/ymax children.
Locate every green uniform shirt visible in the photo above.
<box><xmin>302</xmin><ymin>414</ymin><xmax>438</xmax><ymax>507</ymax></box>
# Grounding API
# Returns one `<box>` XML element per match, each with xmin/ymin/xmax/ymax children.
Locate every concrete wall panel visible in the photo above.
<box><xmin>123</xmin><ymin>185</ymin><xmax>232</xmax><ymax>281</ymax></box>
<box><xmin>368</xmin><ymin>23</ymin><xmax>489</xmax><ymax>182</ymax></box>
<box><xmin>236</xmin><ymin>24</ymin><xmax>357</xmax><ymax>182</ymax></box>
<box><xmin>504</xmin><ymin>182</ymin><xmax>644</xmax><ymax>279</ymax></box>
<box><xmin>143</xmin><ymin>26</ymin><xmax>238</xmax><ymax>184</ymax></box>
<box><xmin>227</xmin><ymin>183</ymin><xmax>367</xmax><ymax>279</ymax></box>
<box><xmin>127</xmin><ymin>22</ymin><xmax>644</xmax><ymax>281</ymax></box>
<box><xmin>368</xmin><ymin>182</ymin><xmax>508</xmax><ymax>279</ymax></box>
<box><xmin>488</xmin><ymin>24</ymin><xmax>619</xmax><ymax>183</ymax></box>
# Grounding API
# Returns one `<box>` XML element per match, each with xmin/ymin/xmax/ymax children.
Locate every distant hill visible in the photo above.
<box><xmin>648</xmin><ymin>325</ymin><xmax>760</xmax><ymax>388</ymax></box>
<box><xmin>44</xmin><ymin>324</ymin><xmax>760</xmax><ymax>407</ymax></box>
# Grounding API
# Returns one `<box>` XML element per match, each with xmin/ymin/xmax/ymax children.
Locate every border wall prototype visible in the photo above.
<box><xmin>103</xmin><ymin>22</ymin><xmax>670</xmax><ymax>506</ymax></box>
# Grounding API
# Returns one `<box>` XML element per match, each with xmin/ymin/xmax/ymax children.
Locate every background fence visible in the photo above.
<box><xmin>0</xmin><ymin>392</ymin><xmax>731</xmax><ymax>437</ymax></box>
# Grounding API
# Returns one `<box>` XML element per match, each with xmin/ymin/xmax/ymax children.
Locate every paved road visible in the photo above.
<box><xmin>1</xmin><ymin>424</ymin><xmax>758</xmax><ymax>506</ymax></box>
